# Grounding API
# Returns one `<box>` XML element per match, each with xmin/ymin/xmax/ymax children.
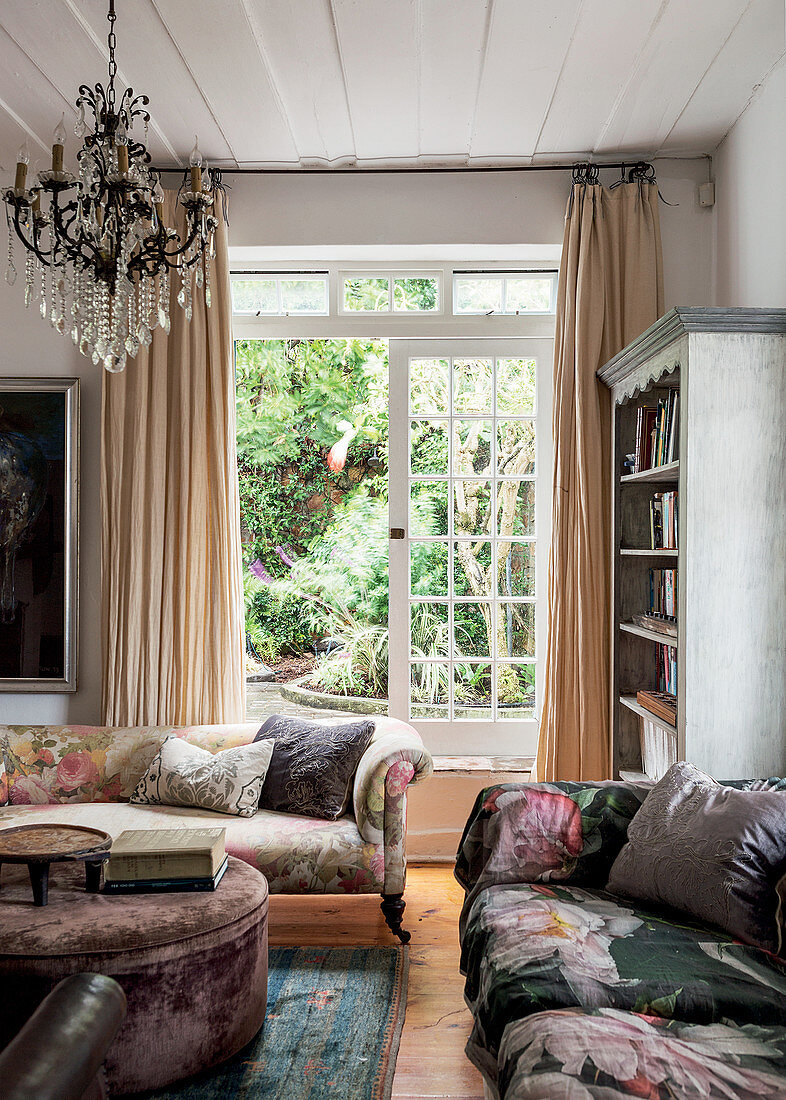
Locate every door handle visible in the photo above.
<box><xmin>389</xmin><ymin>528</ymin><xmax>406</xmax><ymax>540</ymax></box>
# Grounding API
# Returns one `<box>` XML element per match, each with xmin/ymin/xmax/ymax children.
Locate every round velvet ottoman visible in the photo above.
<box><xmin>0</xmin><ymin>855</ymin><xmax>268</xmax><ymax>1094</ymax></box>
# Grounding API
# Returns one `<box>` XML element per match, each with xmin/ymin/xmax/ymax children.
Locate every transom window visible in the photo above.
<box><xmin>342</xmin><ymin>273</ymin><xmax>441</xmax><ymax>313</ymax></box>
<box><xmin>231</xmin><ymin>273</ymin><xmax>328</xmax><ymax>316</ymax></box>
<box><xmin>453</xmin><ymin>272</ymin><xmax>556</xmax><ymax>315</ymax></box>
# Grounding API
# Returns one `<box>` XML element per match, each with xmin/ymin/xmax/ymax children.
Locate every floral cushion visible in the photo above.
<box><xmin>497</xmin><ymin>1008</ymin><xmax>786</xmax><ymax>1099</ymax></box>
<box><xmin>455</xmin><ymin>781</ymin><xmax>649</xmax><ymax>898</ymax></box>
<box><xmin>461</xmin><ymin>881</ymin><xmax>786</xmax><ymax>1096</ymax></box>
<box><xmin>0</xmin><ymin>799</ymin><xmax>385</xmax><ymax>894</ymax></box>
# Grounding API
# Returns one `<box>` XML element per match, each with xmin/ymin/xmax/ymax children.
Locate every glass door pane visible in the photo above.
<box><xmin>388</xmin><ymin>339</ymin><xmax>552</xmax><ymax>757</ymax></box>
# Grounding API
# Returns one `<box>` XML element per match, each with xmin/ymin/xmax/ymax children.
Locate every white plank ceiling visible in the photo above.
<box><xmin>0</xmin><ymin>0</ymin><xmax>783</xmax><ymax>170</ymax></box>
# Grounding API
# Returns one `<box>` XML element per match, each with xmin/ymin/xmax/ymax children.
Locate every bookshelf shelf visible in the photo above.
<box><xmin>599</xmin><ymin>307</ymin><xmax>786</xmax><ymax>783</ymax></box>
<box><xmin>620</xmin><ymin>548</ymin><xmax>678</xmax><ymax>557</ymax></box>
<box><xmin>619</xmin><ymin>621</ymin><xmax>678</xmax><ymax>647</ymax></box>
<box><xmin>621</xmin><ymin>461</ymin><xmax>679</xmax><ymax>484</ymax></box>
<box><xmin>619</xmin><ymin>694</ymin><xmax>677</xmax><ymax>737</ymax></box>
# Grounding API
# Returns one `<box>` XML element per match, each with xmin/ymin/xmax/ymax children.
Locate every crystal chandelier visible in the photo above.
<box><xmin>2</xmin><ymin>0</ymin><xmax>222</xmax><ymax>373</ymax></box>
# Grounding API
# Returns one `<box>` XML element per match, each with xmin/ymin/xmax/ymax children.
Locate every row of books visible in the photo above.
<box><xmin>649</xmin><ymin>568</ymin><xmax>677</xmax><ymax>619</ymax></box>
<box><xmin>657</xmin><ymin>643</ymin><xmax>677</xmax><ymax>695</ymax></box>
<box><xmin>103</xmin><ymin>828</ymin><xmax>227</xmax><ymax>894</ymax></box>
<box><xmin>633</xmin><ymin>391</ymin><xmax>679</xmax><ymax>472</ymax></box>
<box><xmin>650</xmin><ymin>491</ymin><xmax>678</xmax><ymax>549</ymax></box>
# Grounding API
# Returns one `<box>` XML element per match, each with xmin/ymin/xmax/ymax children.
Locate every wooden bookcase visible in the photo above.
<box><xmin>598</xmin><ymin>308</ymin><xmax>786</xmax><ymax>781</ymax></box>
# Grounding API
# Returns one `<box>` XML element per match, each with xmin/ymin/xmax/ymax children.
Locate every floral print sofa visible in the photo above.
<box><xmin>455</xmin><ymin>780</ymin><xmax>786</xmax><ymax>1099</ymax></box>
<box><xmin>0</xmin><ymin>718</ymin><xmax>432</xmax><ymax>942</ymax></box>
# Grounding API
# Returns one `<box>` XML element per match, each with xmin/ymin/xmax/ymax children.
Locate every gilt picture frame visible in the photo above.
<box><xmin>0</xmin><ymin>378</ymin><xmax>79</xmax><ymax>692</ymax></box>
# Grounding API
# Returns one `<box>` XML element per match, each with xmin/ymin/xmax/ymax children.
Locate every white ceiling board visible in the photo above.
<box><xmin>595</xmin><ymin>0</ymin><xmax>751</xmax><ymax>153</ymax></box>
<box><xmin>330</xmin><ymin>0</ymin><xmax>421</xmax><ymax>160</ymax></box>
<box><xmin>469</xmin><ymin>0</ymin><xmax>583</xmax><ymax>159</ymax></box>
<box><xmin>534</xmin><ymin>0</ymin><xmax>664</xmax><ymax>155</ymax></box>
<box><xmin>0</xmin><ymin>0</ymin><xmax>781</xmax><ymax>168</ymax></box>
<box><xmin>663</xmin><ymin>0</ymin><xmax>785</xmax><ymax>151</ymax></box>
<box><xmin>146</xmin><ymin>0</ymin><xmax>300</xmax><ymax>165</ymax></box>
<box><xmin>419</xmin><ymin>0</ymin><xmax>491</xmax><ymax>157</ymax></box>
<box><xmin>240</xmin><ymin>0</ymin><xmax>354</xmax><ymax>163</ymax></box>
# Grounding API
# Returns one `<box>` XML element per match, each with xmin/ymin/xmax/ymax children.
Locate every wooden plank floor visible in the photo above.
<box><xmin>267</xmin><ymin>864</ymin><xmax>485</xmax><ymax>1099</ymax></box>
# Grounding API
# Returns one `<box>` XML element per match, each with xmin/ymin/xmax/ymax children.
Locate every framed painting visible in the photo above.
<box><xmin>0</xmin><ymin>378</ymin><xmax>79</xmax><ymax>691</ymax></box>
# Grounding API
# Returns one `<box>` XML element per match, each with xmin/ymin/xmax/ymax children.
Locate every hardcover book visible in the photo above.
<box><xmin>106</xmin><ymin>827</ymin><xmax>226</xmax><ymax>882</ymax></box>
<box><xmin>103</xmin><ymin>856</ymin><xmax>229</xmax><ymax>894</ymax></box>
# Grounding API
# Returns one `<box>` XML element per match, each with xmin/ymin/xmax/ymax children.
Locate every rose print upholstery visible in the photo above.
<box><xmin>0</xmin><ymin>718</ymin><xmax>432</xmax><ymax>942</ymax></box>
<box><xmin>456</xmin><ymin>780</ymin><xmax>786</xmax><ymax>1099</ymax></box>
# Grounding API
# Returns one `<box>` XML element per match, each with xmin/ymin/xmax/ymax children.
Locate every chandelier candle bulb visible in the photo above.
<box><xmin>117</xmin><ymin>145</ymin><xmax>129</xmax><ymax>175</ymax></box>
<box><xmin>14</xmin><ymin>142</ymin><xmax>29</xmax><ymax>192</ymax></box>
<box><xmin>189</xmin><ymin>136</ymin><xmax>203</xmax><ymax>193</ymax></box>
<box><xmin>52</xmin><ymin>114</ymin><xmax>67</xmax><ymax>173</ymax></box>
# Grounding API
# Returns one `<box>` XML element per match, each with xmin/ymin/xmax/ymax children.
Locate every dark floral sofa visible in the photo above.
<box><xmin>455</xmin><ymin>780</ymin><xmax>786</xmax><ymax>1099</ymax></box>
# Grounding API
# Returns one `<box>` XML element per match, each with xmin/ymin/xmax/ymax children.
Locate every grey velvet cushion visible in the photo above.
<box><xmin>254</xmin><ymin>715</ymin><xmax>374</xmax><ymax>820</ymax></box>
<box><xmin>607</xmin><ymin>760</ymin><xmax>786</xmax><ymax>954</ymax></box>
<box><xmin>132</xmin><ymin>735</ymin><xmax>275</xmax><ymax>817</ymax></box>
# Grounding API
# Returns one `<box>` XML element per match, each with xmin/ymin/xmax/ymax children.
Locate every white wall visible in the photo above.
<box><xmin>0</xmin><ymin>295</ymin><xmax>103</xmax><ymax>725</ymax></box>
<box><xmin>0</xmin><ymin>156</ymin><xmax>713</xmax><ymax>726</ymax></box>
<box><xmin>713</xmin><ymin>58</ymin><xmax>786</xmax><ymax>308</ymax></box>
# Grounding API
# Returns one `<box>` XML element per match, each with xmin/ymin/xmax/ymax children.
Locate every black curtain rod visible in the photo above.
<box><xmin>154</xmin><ymin>161</ymin><xmax>653</xmax><ymax>176</ymax></box>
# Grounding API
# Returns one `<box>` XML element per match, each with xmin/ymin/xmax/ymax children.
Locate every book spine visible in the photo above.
<box><xmin>108</xmin><ymin>854</ymin><xmax>218</xmax><ymax>881</ymax></box>
<box><xmin>103</xmin><ymin>877</ymin><xmax>218</xmax><ymax>894</ymax></box>
<box><xmin>634</xmin><ymin>407</ymin><xmax>644</xmax><ymax>473</ymax></box>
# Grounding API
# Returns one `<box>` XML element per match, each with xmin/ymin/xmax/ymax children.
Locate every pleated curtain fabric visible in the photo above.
<box><xmin>101</xmin><ymin>191</ymin><xmax>245</xmax><ymax>726</ymax></box>
<box><xmin>534</xmin><ymin>181</ymin><xmax>664</xmax><ymax>782</ymax></box>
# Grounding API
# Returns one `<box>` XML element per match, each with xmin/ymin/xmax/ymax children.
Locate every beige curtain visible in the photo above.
<box><xmin>101</xmin><ymin>191</ymin><xmax>245</xmax><ymax>726</ymax></box>
<box><xmin>535</xmin><ymin>181</ymin><xmax>664</xmax><ymax>781</ymax></box>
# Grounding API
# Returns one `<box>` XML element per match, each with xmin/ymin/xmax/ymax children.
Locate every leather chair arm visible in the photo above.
<box><xmin>0</xmin><ymin>973</ymin><xmax>126</xmax><ymax>1100</ymax></box>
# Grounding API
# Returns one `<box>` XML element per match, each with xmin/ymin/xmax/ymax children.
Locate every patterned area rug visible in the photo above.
<box><xmin>147</xmin><ymin>946</ymin><xmax>409</xmax><ymax>1100</ymax></box>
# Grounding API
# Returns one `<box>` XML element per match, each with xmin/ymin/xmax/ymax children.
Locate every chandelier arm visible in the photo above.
<box><xmin>8</xmin><ymin>201</ymin><xmax>53</xmax><ymax>266</ymax></box>
<box><xmin>48</xmin><ymin>189</ymin><xmax>105</xmax><ymax>271</ymax></box>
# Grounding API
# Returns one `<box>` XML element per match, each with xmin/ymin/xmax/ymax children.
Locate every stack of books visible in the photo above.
<box><xmin>633</xmin><ymin>392</ymin><xmax>679</xmax><ymax>472</ymax></box>
<box><xmin>649</xmin><ymin>567</ymin><xmax>677</xmax><ymax>619</ymax></box>
<box><xmin>657</xmin><ymin>643</ymin><xmax>677</xmax><ymax>695</ymax></box>
<box><xmin>104</xmin><ymin>828</ymin><xmax>228</xmax><ymax>894</ymax></box>
<box><xmin>649</xmin><ymin>490</ymin><xmax>678</xmax><ymax>549</ymax></box>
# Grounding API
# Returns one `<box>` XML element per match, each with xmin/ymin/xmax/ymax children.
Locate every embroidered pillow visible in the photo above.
<box><xmin>131</xmin><ymin>735</ymin><xmax>274</xmax><ymax>818</ymax></box>
<box><xmin>607</xmin><ymin>761</ymin><xmax>786</xmax><ymax>954</ymax></box>
<box><xmin>253</xmin><ymin>715</ymin><xmax>374</xmax><ymax>820</ymax></box>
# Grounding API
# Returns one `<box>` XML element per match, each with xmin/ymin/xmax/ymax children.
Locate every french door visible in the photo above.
<box><xmin>388</xmin><ymin>339</ymin><xmax>552</xmax><ymax>756</ymax></box>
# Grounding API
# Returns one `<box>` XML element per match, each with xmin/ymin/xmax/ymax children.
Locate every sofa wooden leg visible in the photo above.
<box><xmin>381</xmin><ymin>894</ymin><xmax>411</xmax><ymax>944</ymax></box>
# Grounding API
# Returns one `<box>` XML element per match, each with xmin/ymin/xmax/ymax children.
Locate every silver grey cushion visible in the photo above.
<box><xmin>607</xmin><ymin>760</ymin><xmax>786</xmax><ymax>954</ymax></box>
<box><xmin>131</xmin><ymin>735</ymin><xmax>275</xmax><ymax>817</ymax></box>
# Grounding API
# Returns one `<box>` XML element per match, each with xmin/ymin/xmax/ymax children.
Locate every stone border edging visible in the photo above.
<box><xmin>279</xmin><ymin>675</ymin><xmax>389</xmax><ymax>715</ymax></box>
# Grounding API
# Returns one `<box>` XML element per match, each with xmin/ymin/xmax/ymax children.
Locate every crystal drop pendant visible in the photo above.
<box><xmin>195</xmin><ymin>266</ymin><xmax>204</xmax><ymax>288</ymax></box>
<box><xmin>162</xmin><ymin>313</ymin><xmax>171</xmax><ymax>335</ymax></box>
<box><xmin>40</xmin><ymin>297</ymin><xmax>47</xmax><ymax>318</ymax></box>
<box><xmin>80</xmin><ymin>336</ymin><xmax>91</xmax><ymax>356</ymax></box>
<box><xmin>72</xmin><ymin>325</ymin><xmax>80</xmax><ymax>345</ymax></box>
<box><xmin>185</xmin><ymin>304</ymin><xmax>193</xmax><ymax>322</ymax></box>
<box><xmin>177</xmin><ymin>286</ymin><xmax>187</xmax><ymax>308</ymax></box>
<box><xmin>55</xmin><ymin>316</ymin><xmax>66</xmax><ymax>335</ymax></box>
<box><xmin>74</xmin><ymin>102</ymin><xmax>87</xmax><ymax>138</ymax></box>
<box><xmin>125</xmin><ymin>333</ymin><xmax>139</xmax><ymax>356</ymax></box>
<box><xmin>5</xmin><ymin>266</ymin><xmax>17</xmax><ymax>286</ymax></box>
<box><xmin>95</xmin><ymin>335</ymin><xmax>107</xmax><ymax>358</ymax></box>
<box><xmin>104</xmin><ymin>351</ymin><xmax>126</xmax><ymax>374</ymax></box>
<box><xmin>205</xmin><ymin>286</ymin><xmax>212</xmax><ymax>309</ymax></box>
<box><xmin>92</xmin><ymin>349</ymin><xmax>100</xmax><ymax>366</ymax></box>
<box><xmin>138</xmin><ymin>324</ymin><xmax>152</xmax><ymax>347</ymax></box>
<box><xmin>157</xmin><ymin>305</ymin><xmax>168</xmax><ymax>329</ymax></box>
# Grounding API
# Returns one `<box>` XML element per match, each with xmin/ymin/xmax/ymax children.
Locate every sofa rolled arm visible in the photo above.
<box><xmin>353</xmin><ymin>718</ymin><xmax>433</xmax><ymax>846</ymax></box>
<box><xmin>0</xmin><ymin>973</ymin><xmax>126</xmax><ymax>1100</ymax></box>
